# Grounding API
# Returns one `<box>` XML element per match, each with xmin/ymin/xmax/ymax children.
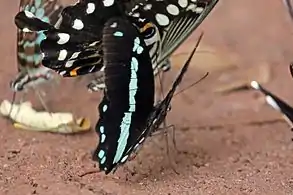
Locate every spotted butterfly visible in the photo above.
<box><xmin>11</xmin><ymin>0</ymin><xmax>63</xmax><ymax>92</ymax></box>
<box><xmin>93</xmin><ymin>20</ymin><xmax>203</xmax><ymax>175</ymax></box>
<box><xmin>250</xmin><ymin>81</ymin><xmax>293</xmax><ymax>131</ymax></box>
<box><xmin>14</xmin><ymin>0</ymin><xmax>218</xmax><ymax>91</ymax></box>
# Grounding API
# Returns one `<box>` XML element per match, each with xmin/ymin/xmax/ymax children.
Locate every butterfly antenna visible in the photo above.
<box><xmin>174</xmin><ymin>72</ymin><xmax>209</xmax><ymax>97</ymax></box>
<box><xmin>156</xmin><ymin>60</ymin><xmax>178</xmax><ymax>173</ymax></box>
<box><xmin>161</xmin><ymin>33</ymin><xmax>204</xmax><ymax>174</ymax></box>
<box><xmin>26</xmin><ymin>67</ymin><xmax>50</xmax><ymax>112</ymax></box>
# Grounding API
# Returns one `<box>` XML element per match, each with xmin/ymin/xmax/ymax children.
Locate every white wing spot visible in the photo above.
<box><xmin>22</xmin><ymin>27</ymin><xmax>32</xmax><ymax>32</ymax></box>
<box><xmin>110</xmin><ymin>22</ymin><xmax>117</xmax><ymax>28</ymax></box>
<box><xmin>186</xmin><ymin>4</ymin><xmax>197</xmax><ymax>11</ymax></box>
<box><xmin>86</xmin><ymin>3</ymin><xmax>95</xmax><ymax>14</ymax></box>
<box><xmin>120</xmin><ymin>155</ymin><xmax>129</xmax><ymax>163</ymax></box>
<box><xmin>103</xmin><ymin>0</ymin><xmax>114</xmax><ymax>7</ymax></box>
<box><xmin>59</xmin><ymin>71</ymin><xmax>66</xmax><ymax>76</ymax></box>
<box><xmin>58</xmin><ymin>49</ymin><xmax>67</xmax><ymax>61</ymax></box>
<box><xmin>72</xmin><ymin>19</ymin><xmax>84</xmax><ymax>30</ymax></box>
<box><xmin>132</xmin><ymin>13</ymin><xmax>140</xmax><ymax>17</ymax></box>
<box><xmin>65</xmin><ymin>60</ymin><xmax>74</xmax><ymax>68</ymax></box>
<box><xmin>155</xmin><ymin>13</ymin><xmax>170</xmax><ymax>26</ymax></box>
<box><xmin>70</xmin><ymin>52</ymin><xmax>80</xmax><ymax>59</ymax></box>
<box><xmin>166</xmin><ymin>4</ymin><xmax>180</xmax><ymax>15</ymax></box>
<box><xmin>24</xmin><ymin>11</ymin><xmax>34</xmax><ymax>18</ymax></box>
<box><xmin>178</xmin><ymin>0</ymin><xmax>188</xmax><ymax>8</ymax></box>
<box><xmin>195</xmin><ymin>7</ymin><xmax>204</xmax><ymax>13</ymax></box>
<box><xmin>139</xmin><ymin>137</ymin><xmax>145</xmax><ymax>144</ymax></box>
<box><xmin>57</xmin><ymin>33</ymin><xmax>70</xmax><ymax>45</ymax></box>
<box><xmin>143</xmin><ymin>4</ymin><xmax>152</xmax><ymax>10</ymax></box>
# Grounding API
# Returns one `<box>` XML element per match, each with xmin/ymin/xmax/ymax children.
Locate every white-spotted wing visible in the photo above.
<box><xmin>129</xmin><ymin>0</ymin><xmax>218</xmax><ymax>69</ymax></box>
<box><xmin>14</xmin><ymin>0</ymin><xmax>124</xmax><ymax>77</ymax></box>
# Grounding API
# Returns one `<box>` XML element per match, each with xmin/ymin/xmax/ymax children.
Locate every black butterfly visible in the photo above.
<box><xmin>11</xmin><ymin>0</ymin><xmax>63</xmax><ymax>92</ymax></box>
<box><xmin>92</xmin><ymin>14</ymin><xmax>203</xmax><ymax>174</ymax></box>
<box><xmin>250</xmin><ymin>81</ymin><xmax>293</xmax><ymax>130</ymax></box>
<box><xmin>14</xmin><ymin>0</ymin><xmax>218</xmax><ymax>91</ymax></box>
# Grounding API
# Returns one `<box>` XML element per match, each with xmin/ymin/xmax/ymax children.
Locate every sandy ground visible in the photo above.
<box><xmin>1</xmin><ymin>0</ymin><xmax>293</xmax><ymax>194</ymax></box>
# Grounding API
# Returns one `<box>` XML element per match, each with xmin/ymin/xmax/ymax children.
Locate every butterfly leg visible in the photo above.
<box><xmin>161</xmin><ymin>120</ymin><xmax>179</xmax><ymax>175</ymax></box>
<box><xmin>87</xmin><ymin>70</ymin><xmax>106</xmax><ymax>92</ymax></box>
<box><xmin>165</xmin><ymin>124</ymin><xmax>179</xmax><ymax>153</ymax></box>
<box><xmin>32</xmin><ymin>85</ymin><xmax>50</xmax><ymax>112</ymax></box>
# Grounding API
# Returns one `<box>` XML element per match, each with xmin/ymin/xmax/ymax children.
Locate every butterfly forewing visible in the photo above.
<box><xmin>129</xmin><ymin>0</ymin><xmax>218</xmax><ymax>69</ymax></box>
<box><xmin>15</xmin><ymin>0</ymin><xmax>118</xmax><ymax>77</ymax></box>
<box><xmin>159</xmin><ymin>1</ymin><xmax>217</xmax><ymax>64</ymax></box>
<box><xmin>93</xmin><ymin>17</ymin><xmax>155</xmax><ymax>174</ymax></box>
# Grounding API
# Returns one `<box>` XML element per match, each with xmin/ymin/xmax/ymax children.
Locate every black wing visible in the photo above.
<box><xmin>250</xmin><ymin>81</ymin><xmax>293</xmax><ymax>128</ymax></box>
<box><xmin>113</xmin><ymin>33</ymin><xmax>204</xmax><ymax>170</ymax></box>
<box><xmin>15</xmin><ymin>0</ymin><xmax>123</xmax><ymax>77</ymax></box>
<box><xmin>92</xmin><ymin>17</ymin><xmax>155</xmax><ymax>174</ymax></box>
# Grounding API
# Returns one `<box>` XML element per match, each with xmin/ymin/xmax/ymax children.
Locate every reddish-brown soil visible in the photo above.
<box><xmin>1</xmin><ymin>0</ymin><xmax>293</xmax><ymax>194</ymax></box>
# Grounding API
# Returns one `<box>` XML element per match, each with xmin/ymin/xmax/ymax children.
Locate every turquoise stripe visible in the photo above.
<box><xmin>113</xmin><ymin>37</ymin><xmax>142</xmax><ymax>164</ymax></box>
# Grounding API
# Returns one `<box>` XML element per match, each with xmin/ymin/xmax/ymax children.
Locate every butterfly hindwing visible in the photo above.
<box><xmin>93</xmin><ymin>17</ymin><xmax>155</xmax><ymax>174</ymax></box>
<box><xmin>116</xmin><ymin>33</ymin><xmax>204</xmax><ymax>163</ymax></box>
